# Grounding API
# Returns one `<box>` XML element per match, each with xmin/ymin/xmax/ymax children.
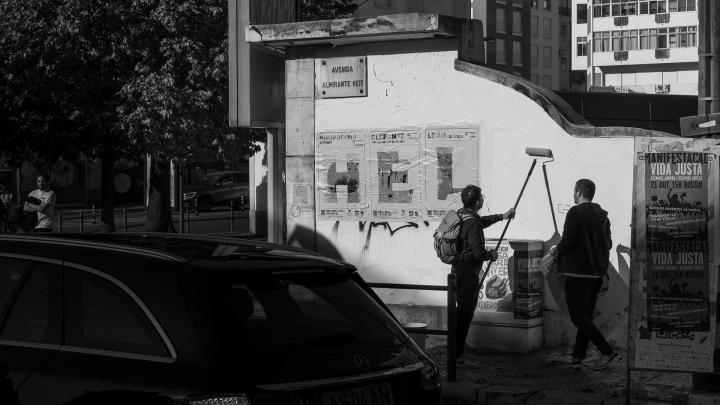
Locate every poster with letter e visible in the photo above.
<box><xmin>368</xmin><ymin>129</ymin><xmax>423</xmax><ymax>221</ymax></box>
<box><xmin>631</xmin><ymin>137</ymin><xmax>720</xmax><ymax>373</ymax></box>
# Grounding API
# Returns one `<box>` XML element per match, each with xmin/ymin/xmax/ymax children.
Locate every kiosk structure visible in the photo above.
<box><xmin>245</xmin><ymin>13</ymin><xmax>673</xmax><ymax>352</ymax></box>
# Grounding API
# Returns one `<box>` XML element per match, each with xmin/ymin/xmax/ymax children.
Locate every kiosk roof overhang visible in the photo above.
<box><xmin>245</xmin><ymin>13</ymin><xmax>476</xmax><ymax>53</ymax></box>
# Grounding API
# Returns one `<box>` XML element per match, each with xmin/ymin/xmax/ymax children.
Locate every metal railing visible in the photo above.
<box><xmin>366</xmin><ymin>273</ymin><xmax>457</xmax><ymax>381</ymax></box>
<box><xmin>48</xmin><ymin>197</ymin><xmax>248</xmax><ymax>234</ymax></box>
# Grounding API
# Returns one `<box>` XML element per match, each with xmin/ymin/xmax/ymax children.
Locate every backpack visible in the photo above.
<box><xmin>433</xmin><ymin>210</ymin><xmax>474</xmax><ymax>264</ymax></box>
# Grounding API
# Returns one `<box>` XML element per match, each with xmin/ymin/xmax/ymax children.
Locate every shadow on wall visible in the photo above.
<box><xmin>288</xmin><ymin>224</ymin><xmax>345</xmax><ymax>262</ymax></box>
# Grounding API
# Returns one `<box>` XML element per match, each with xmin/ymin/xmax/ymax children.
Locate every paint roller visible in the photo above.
<box><xmin>479</xmin><ymin>147</ymin><xmax>556</xmax><ymax>288</ymax></box>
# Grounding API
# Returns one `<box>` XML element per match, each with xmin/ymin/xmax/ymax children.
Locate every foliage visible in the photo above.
<box><xmin>299</xmin><ymin>0</ymin><xmax>359</xmax><ymax>21</ymax></box>
<box><xmin>0</xmin><ymin>0</ymin><xmax>232</xmax><ymax>168</ymax></box>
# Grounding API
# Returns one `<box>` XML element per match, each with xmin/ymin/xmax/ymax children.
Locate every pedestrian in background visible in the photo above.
<box><xmin>23</xmin><ymin>173</ymin><xmax>56</xmax><ymax>233</ymax></box>
<box><xmin>550</xmin><ymin>178</ymin><xmax>618</xmax><ymax>370</ymax></box>
<box><xmin>0</xmin><ymin>184</ymin><xmax>19</xmax><ymax>234</ymax></box>
<box><xmin>452</xmin><ymin>184</ymin><xmax>514</xmax><ymax>364</ymax></box>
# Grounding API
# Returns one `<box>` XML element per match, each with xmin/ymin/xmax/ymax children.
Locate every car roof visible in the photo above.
<box><xmin>0</xmin><ymin>233</ymin><xmax>350</xmax><ymax>270</ymax></box>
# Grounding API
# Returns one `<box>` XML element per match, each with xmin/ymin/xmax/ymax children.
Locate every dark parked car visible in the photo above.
<box><xmin>183</xmin><ymin>171</ymin><xmax>249</xmax><ymax>212</ymax></box>
<box><xmin>0</xmin><ymin>233</ymin><xmax>441</xmax><ymax>405</ymax></box>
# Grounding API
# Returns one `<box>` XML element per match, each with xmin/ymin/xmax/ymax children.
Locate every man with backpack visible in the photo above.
<box><xmin>450</xmin><ymin>184</ymin><xmax>515</xmax><ymax>364</ymax></box>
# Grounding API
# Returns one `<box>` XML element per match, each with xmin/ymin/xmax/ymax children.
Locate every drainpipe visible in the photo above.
<box><xmin>692</xmin><ymin>0</ymin><xmax>720</xmax><ymax>393</ymax></box>
<box><xmin>586</xmin><ymin>1</ymin><xmax>594</xmax><ymax>90</ymax></box>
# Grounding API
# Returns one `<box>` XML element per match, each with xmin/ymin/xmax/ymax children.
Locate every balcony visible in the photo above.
<box><xmin>655</xmin><ymin>48</ymin><xmax>670</xmax><ymax>59</ymax></box>
<box><xmin>614</xmin><ymin>51</ymin><xmax>629</xmax><ymax>61</ymax></box>
<box><xmin>655</xmin><ymin>13</ymin><xmax>670</xmax><ymax>24</ymax></box>
<box><xmin>613</xmin><ymin>16</ymin><xmax>629</xmax><ymax>26</ymax></box>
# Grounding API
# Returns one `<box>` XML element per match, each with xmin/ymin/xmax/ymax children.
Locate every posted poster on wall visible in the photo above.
<box><xmin>477</xmin><ymin>241</ymin><xmax>513</xmax><ymax>312</ymax></box>
<box><xmin>424</xmin><ymin>127</ymin><xmax>479</xmax><ymax>220</ymax></box>
<box><xmin>316</xmin><ymin>131</ymin><xmax>370</xmax><ymax>220</ymax></box>
<box><xmin>631</xmin><ymin>137</ymin><xmax>719</xmax><ymax>373</ymax></box>
<box><xmin>286</xmin><ymin>156</ymin><xmax>315</xmax><ymax>220</ymax></box>
<box><xmin>368</xmin><ymin>130</ymin><xmax>423</xmax><ymax>221</ymax></box>
<box><xmin>315</xmin><ymin>127</ymin><xmax>481</xmax><ymax>222</ymax></box>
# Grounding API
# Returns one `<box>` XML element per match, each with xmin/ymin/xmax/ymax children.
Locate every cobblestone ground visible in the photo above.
<box><xmin>425</xmin><ymin>336</ymin><xmax>692</xmax><ymax>404</ymax></box>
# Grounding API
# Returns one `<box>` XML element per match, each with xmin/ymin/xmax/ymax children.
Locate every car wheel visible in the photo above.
<box><xmin>197</xmin><ymin>196</ymin><xmax>213</xmax><ymax>212</ymax></box>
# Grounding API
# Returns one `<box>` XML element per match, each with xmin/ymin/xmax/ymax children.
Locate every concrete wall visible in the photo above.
<box><xmin>308</xmin><ymin>49</ymin><xmax>635</xmax><ymax>307</ymax></box>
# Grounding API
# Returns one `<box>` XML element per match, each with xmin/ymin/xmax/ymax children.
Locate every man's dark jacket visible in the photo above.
<box><xmin>557</xmin><ymin>202</ymin><xmax>612</xmax><ymax>277</ymax></box>
<box><xmin>453</xmin><ymin>208</ymin><xmax>503</xmax><ymax>268</ymax></box>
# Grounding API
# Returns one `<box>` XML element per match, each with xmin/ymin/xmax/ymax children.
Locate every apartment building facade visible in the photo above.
<box><xmin>572</xmin><ymin>0</ymin><xmax>699</xmax><ymax>94</ymax></box>
<box><xmin>472</xmin><ymin>0</ymin><xmax>572</xmax><ymax>90</ymax></box>
<box><xmin>354</xmin><ymin>1</ymin><xmax>571</xmax><ymax>91</ymax></box>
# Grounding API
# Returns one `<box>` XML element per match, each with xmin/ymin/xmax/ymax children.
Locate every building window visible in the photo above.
<box><xmin>561</xmin><ymin>24</ymin><xmax>568</xmax><ymax>41</ymax></box>
<box><xmin>612</xmin><ymin>30</ymin><xmax>639</xmax><ymax>50</ymax></box>
<box><xmin>577</xmin><ymin>4</ymin><xmax>588</xmax><ymax>23</ymax></box>
<box><xmin>373</xmin><ymin>0</ymin><xmax>392</xmax><ymax>8</ymax></box>
<box><xmin>543</xmin><ymin>17</ymin><xmax>552</xmax><ymax>39</ymax></box>
<box><xmin>593</xmin><ymin>0</ymin><xmax>611</xmax><ymax>17</ymax></box>
<box><xmin>577</xmin><ymin>37</ymin><xmax>588</xmax><ymax>56</ymax></box>
<box><xmin>593</xmin><ymin>31</ymin><xmax>611</xmax><ymax>52</ymax></box>
<box><xmin>543</xmin><ymin>46</ymin><xmax>552</xmax><ymax>68</ymax></box>
<box><xmin>513</xmin><ymin>10</ymin><xmax>522</xmax><ymax>35</ymax></box>
<box><xmin>640</xmin><ymin>28</ymin><xmax>669</xmax><ymax>49</ymax></box>
<box><xmin>638</xmin><ymin>0</ymin><xmax>667</xmax><ymax>14</ymax></box>
<box><xmin>531</xmin><ymin>0</ymin><xmax>539</xmax><ymax>8</ymax></box>
<box><xmin>513</xmin><ymin>40</ymin><xmax>522</xmax><ymax>66</ymax></box>
<box><xmin>559</xmin><ymin>0</ymin><xmax>571</xmax><ymax>16</ymax></box>
<box><xmin>561</xmin><ymin>56</ymin><xmax>568</xmax><ymax>71</ymax></box>
<box><xmin>531</xmin><ymin>44</ymin><xmax>539</xmax><ymax>66</ymax></box>
<box><xmin>531</xmin><ymin>16</ymin><xmax>539</xmax><ymax>37</ymax></box>
<box><xmin>496</xmin><ymin>41</ymin><xmax>506</xmax><ymax>64</ymax></box>
<box><xmin>610</xmin><ymin>0</ymin><xmax>638</xmax><ymax>16</ymax></box>
<box><xmin>496</xmin><ymin>7</ymin><xmax>506</xmax><ymax>33</ymax></box>
<box><xmin>669</xmin><ymin>26</ymin><xmax>697</xmax><ymax>48</ymax></box>
<box><xmin>669</xmin><ymin>0</ymin><xmax>696</xmax><ymax>12</ymax></box>
<box><xmin>544</xmin><ymin>0</ymin><xmax>552</xmax><ymax>11</ymax></box>
<box><xmin>531</xmin><ymin>74</ymin><xmax>539</xmax><ymax>84</ymax></box>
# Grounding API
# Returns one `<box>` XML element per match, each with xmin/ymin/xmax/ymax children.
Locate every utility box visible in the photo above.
<box><xmin>467</xmin><ymin>239</ymin><xmax>544</xmax><ymax>354</ymax></box>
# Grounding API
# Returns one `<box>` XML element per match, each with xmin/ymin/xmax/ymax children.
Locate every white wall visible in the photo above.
<box><xmin>314</xmin><ymin>50</ymin><xmax>635</xmax><ymax>306</ymax></box>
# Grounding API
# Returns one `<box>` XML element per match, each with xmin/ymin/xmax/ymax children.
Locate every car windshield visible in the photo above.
<box><xmin>189</xmin><ymin>269</ymin><xmax>414</xmax><ymax>383</ymax></box>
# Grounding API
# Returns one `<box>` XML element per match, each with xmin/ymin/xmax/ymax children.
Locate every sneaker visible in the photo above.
<box><xmin>571</xmin><ymin>357</ymin><xmax>583</xmax><ymax>370</ymax></box>
<box><xmin>455</xmin><ymin>356</ymin><xmax>465</xmax><ymax>365</ymax></box>
<box><xmin>593</xmin><ymin>352</ymin><xmax>621</xmax><ymax>370</ymax></box>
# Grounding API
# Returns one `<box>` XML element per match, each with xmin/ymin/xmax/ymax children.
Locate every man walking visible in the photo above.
<box><xmin>551</xmin><ymin>179</ymin><xmax>618</xmax><ymax>370</ymax></box>
<box><xmin>453</xmin><ymin>184</ymin><xmax>514</xmax><ymax>363</ymax></box>
<box><xmin>23</xmin><ymin>173</ymin><xmax>56</xmax><ymax>233</ymax></box>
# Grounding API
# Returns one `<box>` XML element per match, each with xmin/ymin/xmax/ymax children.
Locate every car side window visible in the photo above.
<box><xmin>1</xmin><ymin>262</ymin><xmax>61</xmax><ymax>344</ymax></box>
<box><xmin>0</xmin><ymin>258</ymin><xmax>30</xmax><ymax>318</ymax></box>
<box><xmin>64</xmin><ymin>268</ymin><xmax>168</xmax><ymax>357</ymax></box>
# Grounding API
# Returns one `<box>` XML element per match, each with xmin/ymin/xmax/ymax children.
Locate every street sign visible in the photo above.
<box><xmin>315</xmin><ymin>57</ymin><xmax>368</xmax><ymax>99</ymax></box>
<box><xmin>679</xmin><ymin>113</ymin><xmax>720</xmax><ymax>137</ymax></box>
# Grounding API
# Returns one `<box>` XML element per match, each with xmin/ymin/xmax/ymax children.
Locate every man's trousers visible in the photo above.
<box><xmin>453</xmin><ymin>266</ymin><xmax>481</xmax><ymax>358</ymax></box>
<box><xmin>564</xmin><ymin>275</ymin><xmax>613</xmax><ymax>359</ymax></box>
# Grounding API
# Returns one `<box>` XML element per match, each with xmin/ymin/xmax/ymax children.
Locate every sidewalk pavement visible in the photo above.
<box><xmin>424</xmin><ymin>337</ymin><xmax>693</xmax><ymax>405</ymax></box>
